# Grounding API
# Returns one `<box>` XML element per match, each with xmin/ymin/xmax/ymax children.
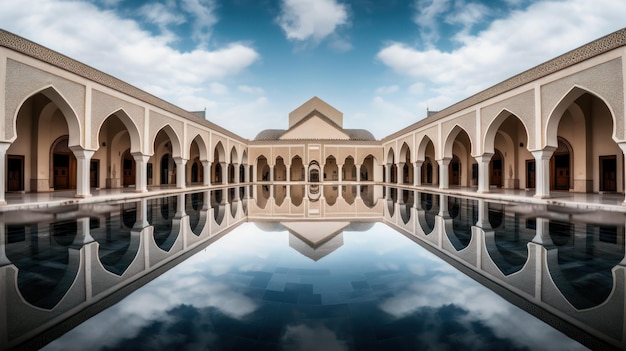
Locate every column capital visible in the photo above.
<box><xmin>173</xmin><ymin>156</ymin><xmax>188</xmax><ymax>164</ymax></box>
<box><xmin>530</xmin><ymin>146</ymin><xmax>557</xmax><ymax>160</ymax></box>
<box><xmin>436</xmin><ymin>157</ymin><xmax>452</xmax><ymax>166</ymax></box>
<box><xmin>131</xmin><ymin>152</ymin><xmax>150</xmax><ymax>162</ymax></box>
<box><xmin>473</xmin><ymin>153</ymin><xmax>494</xmax><ymax>163</ymax></box>
<box><xmin>69</xmin><ymin>146</ymin><xmax>96</xmax><ymax>159</ymax></box>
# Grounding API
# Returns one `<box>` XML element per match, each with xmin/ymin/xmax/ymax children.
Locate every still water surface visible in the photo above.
<box><xmin>3</xmin><ymin>186</ymin><xmax>624</xmax><ymax>350</ymax></box>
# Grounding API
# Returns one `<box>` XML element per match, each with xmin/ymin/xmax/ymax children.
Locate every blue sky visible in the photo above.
<box><xmin>1</xmin><ymin>0</ymin><xmax>625</xmax><ymax>139</ymax></box>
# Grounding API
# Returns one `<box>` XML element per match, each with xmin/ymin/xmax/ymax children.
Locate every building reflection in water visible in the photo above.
<box><xmin>1</xmin><ymin>185</ymin><xmax>625</xmax><ymax>350</ymax></box>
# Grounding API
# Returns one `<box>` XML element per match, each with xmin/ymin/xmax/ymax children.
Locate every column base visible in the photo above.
<box><xmin>75</xmin><ymin>193</ymin><xmax>93</xmax><ymax>198</ymax></box>
<box><xmin>533</xmin><ymin>194</ymin><xmax>551</xmax><ymax>199</ymax></box>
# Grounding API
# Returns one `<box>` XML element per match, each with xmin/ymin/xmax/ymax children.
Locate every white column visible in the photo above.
<box><xmin>220</xmin><ymin>162</ymin><xmax>228</xmax><ymax>185</ymax></box>
<box><xmin>286</xmin><ymin>164</ymin><xmax>291</xmax><ymax>182</ymax></box>
<box><xmin>71</xmin><ymin>146</ymin><xmax>95</xmax><ymax>198</ymax></box>
<box><xmin>414</xmin><ymin>161</ymin><xmax>423</xmax><ymax>186</ymax></box>
<box><xmin>0</xmin><ymin>143</ymin><xmax>10</xmax><ymax>205</ymax></box>
<box><xmin>356</xmin><ymin>164</ymin><xmax>362</xmax><ymax>182</ymax></box>
<box><xmin>174</xmin><ymin>157</ymin><xmax>187</xmax><ymax>188</ymax></box>
<box><xmin>619</xmin><ymin>143</ymin><xmax>626</xmax><ymax>205</ymax></box>
<box><xmin>385</xmin><ymin>164</ymin><xmax>392</xmax><ymax>183</ymax></box>
<box><xmin>437</xmin><ymin>158</ymin><xmax>451</xmax><ymax>189</ymax></box>
<box><xmin>397</xmin><ymin>162</ymin><xmax>405</xmax><ymax>184</ymax></box>
<box><xmin>244</xmin><ymin>164</ymin><xmax>250</xmax><ymax>183</ymax></box>
<box><xmin>475</xmin><ymin>153</ymin><xmax>493</xmax><ymax>193</ymax></box>
<box><xmin>253</xmin><ymin>163</ymin><xmax>258</xmax><ymax>182</ymax></box>
<box><xmin>202</xmin><ymin>160</ymin><xmax>211</xmax><ymax>186</ymax></box>
<box><xmin>338</xmin><ymin>164</ymin><xmax>343</xmax><ymax>182</ymax></box>
<box><xmin>531</xmin><ymin>147</ymin><xmax>555</xmax><ymax>198</ymax></box>
<box><xmin>269</xmin><ymin>165</ymin><xmax>275</xmax><ymax>182</ymax></box>
<box><xmin>132</xmin><ymin>153</ymin><xmax>150</xmax><ymax>192</ymax></box>
<box><xmin>232</xmin><ymin>163</ymin><xmax>239</xmax><ymax>183</ymax></box>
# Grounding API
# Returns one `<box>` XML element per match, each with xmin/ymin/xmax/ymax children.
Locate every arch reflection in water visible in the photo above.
<box><xmin>3</xmin><ymin>187</ymin><xmax>626</xmax><ymax>350</ymax></box>
<box><xmin>1</xmin><ymin>190</ymin><xmax>247</xmax><ymax>350</ymax></box>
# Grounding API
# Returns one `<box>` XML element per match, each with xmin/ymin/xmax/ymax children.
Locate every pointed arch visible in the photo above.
<box><xmin>230</xmin><ymin>146</ymin><xmax>239</xmax><ymax>165</ymax></box>
<box><xmin>546</xmin><ymin>86</ymin><xmax>616</xmax><ymax>148</ymax></box>
<box><xmin>152</xmin><ymin>124</ymin><xmax>182</xmax><ymax>158</ymax></box>
<box><xmin>190</xmin><ymin>134</ymin><xmax>209</xmax><ymax>162</ymax></box>
<box><xmin>213</xmin><ymin>141</ymin><xmax>226</xmax><ymax>163</ymax></box>
<box><xmin>483</xmin><ymin>109</ymin><xmax>529</xmax><ymax>155</ymax></box>
<box><xmin>443</xmin><ymin>125</ymin><xmax>473</xmax><ymax>160</ymax></box>
<box><xmin>399</xmin><ymin>142</ymin><xmax>411</xmax><ymax>162</ymax></box>
<box><xmin>96</xmin><ymin>109</ymin><xmax>142</xmax><ymax>154</ymax></box>
<box><xmin>12</xmin><ymin>86</ymin><xmax>82</xmax><ymax>147</ymax></box>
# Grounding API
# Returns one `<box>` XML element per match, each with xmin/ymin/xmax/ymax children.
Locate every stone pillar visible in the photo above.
<box><xmin>356</xmin><ymin>164</ymin><xmax>362</xmax><ymax>182</ymax></box>
<box><xmin>133</xmin><ymin>153</ymin><xmax>150</xmax><ymax>192</ymax></box>
<box><xmin>532</xmin><ymin>216</ymin><xmax>555</xmax><ymax>246</ymax></box>
<box><xmin>244</xmin><ymin>164</ymin><xmax>250</xmax><ymax>183</ymax></box>
<box><xmin>70</xmin><ymin>146</ymin><xmax>95</xmax><ymax>198</ymax></box>
<box><xmin>414</xmin><ymin>161</ymin><xmax>423</xmax><ymax>186</ymax></box>
<box><xmin>232</xmin><ymin>163</ymin><xmax>239</xmax><ymax>184</ymax></box>
<box><xmin>269</xmin><ymin>165</ymin><xmax>275</xmax><ymax>182</ymax></box>
<box><xmin>220</xmin><ymin>162</ymin><xmax>228</xmax><ymax>185</ymax></box>
<box><xmin>286</xmin><ymin>164</ymin><xmax>291</xmax><ymax>182</ymax></box>
<box><xmin>620</xmin><ymin>143</ymin><xmax>626</xmax><ymax>205</ymax></box>
<box><xmin>397</xmin><ymin>162</ymin><xmax>405</xmax><ymax>184</ymax></box>
<box><xmin>475</xmin><ymin>199</ymin><xmax>492</xmax><ymax>229</ymax></box>
<box><xmin>531</xmin><ymin>147</ymin><xmax>555</xmax><ymax>198</ymax></box>
<box><xmin>338</xmin><ymin>164</ymin><xmax>343</xmax><ymax>182</ymax></box>
<box><xmin>385</xmin><ymin>164</ymin><xmax>392</xmax><ymax>184</ymax></box>
<box><xmin>174</xmin><ymin>157</ymin><xmax>187</xmax><ymax>188</ymax></box>
<box><xmin>475</xmin><ymin>153</ymin><xmax>493</xmax><ymax>193</ymax></box>
<box><xmin>73</xmin><ymin>216</ymin><xmax>95</xmax><ymax>247</ymax></box>
<box><xmin>0</xmin><ymin>220</ymin><xmax>10</xmax><ymax>265</ymax></box>
<box><xmin>437</xmin><ymin>158</ymin><xmax>451</xmax><ymax>189</ymax></box>
<box><xmin>0</xmin><ymin>143</ymin><xmax>10</xmax><ymax>205</ymax></box>
<box><xmin>202</xmin><ymin>161</ymin><xmax>211</xmax><ymax>186</ymax></box>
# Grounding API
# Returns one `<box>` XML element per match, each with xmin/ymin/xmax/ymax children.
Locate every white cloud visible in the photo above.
<box><xmin>0</xmin><ymin>0</ymin><xmax>260</xmax><ymax>133</ymax></box>
<box><xmin>238</xmin><ymin>85</ymin><xmax>265</xmax><ymax>95</ymax></box>
<box><xmin>413</xmin><ymin>0</ymin><xmax>451</xmax><ymax>46</ymax></box>
<box><xmin>277</xmin><ymin>0</ymin><xmax>349</xmax><ymax>45</ymax></box>
<box><xmin>375</xmin><ymin>85</ymin><xmax>399</xmax><ymax>95</ymax></box>
<box><xmin>138</xmin><ymin>2</ymin><xmax>186</xmax><ymax>28</ymax></box>
<box><xmin>180</xmin><ymin>0</ymin><xmax>218</xmax><ymax>46</ymax></box>
<box><xmin>209</xmin><ymin>82</ymin><xmax>229</xmax><ymax>95</ymax></box>
<box><xmin>380</xmin><ymin>0</ymin><xmax>626</xmax><ymax>112</ymax></box>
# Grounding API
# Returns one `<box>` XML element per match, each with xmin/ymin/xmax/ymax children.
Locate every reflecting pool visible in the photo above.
<box><xmin>2</xmin><ymin>185</ymin><xmax>625</xmax><ymax>350</ymax></box>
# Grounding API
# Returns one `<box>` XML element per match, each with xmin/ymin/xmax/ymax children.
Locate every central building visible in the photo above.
<box><xmin>249</xmin><ymin>97</ymin><xmax>383</xmax><ymax>184</ymax></box>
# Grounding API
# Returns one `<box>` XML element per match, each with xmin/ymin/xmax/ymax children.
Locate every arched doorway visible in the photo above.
<box><xmin>551</xmin><ymin>138</ymin><xmax>572</xmax><ymax>191</ymax></box>
<box><xmin>51</xmin><ymin>136</ymin><xmax>76</xmax><ymax>190</ymax></box>
<box><xmin>122</xmin><ymin>149</ymin><xmax>135</xmax><ymax>186</ymax></box>
<box><xmin>489</xmin><ymin>150</ymin><xmax>503</xmax><ymax>188</ymax></box>
<box><xmin>309</xmin><ymin>161</ymin><xmax>321</xmax><ymax>182</ymax></box>
<box><xmin>190</xmin><ymin>157</ymin><xmax>203</xmax><ymax>183</ymax></box>
<box><xmin>449</xmin><ymin>155</ymin><xmax>461</xmax><ymax>186</ymax></box>
<box><xmin>161</xmin><ymin>154</ymin><xmax>173</xmax><ymax>185</ymax></box>
<box><xmin>422</xmin><ymin>157</ymin><xmax>433</xmax><ymax>184</ymax></box>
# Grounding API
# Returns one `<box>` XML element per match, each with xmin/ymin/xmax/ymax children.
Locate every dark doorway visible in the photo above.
<box><xmin>490</xmin><ymin>150</ymin><xmax>503</xmax><ymax>188</ymax></box>
<box><xmin>90</xmin><ymin>159</ymin><xmax>99</xmax><ymax>188</ymax></box>
<box><xmin>161</xmin><ymin>154</ymin><xmax>171</xmax><ymax>185</ymax></box>
<box><xmin>526</xmin><ymin>160</ymin><xmax>535</xmax><ymax>188</ymax></box>
<box><xmin>122</xmin><ymin>150</ymin><xmax>135</xmax><ymax>186</ymax></box>
<box><xmin>449</xmin><ymin>155</ymin><xmax>461</xmax><ymax>186</ymax></box>
<box><xmin>551</xmin><ymin>138</ymin><xmax>571</xmax><ymax>191</ymax></box>
<box><xmin>7</xmin><ymin>155</ymin><xmax>24</xmax><ymax>191</ymax></box>
<box><xmin>600</xmin><ymin>155</ymin><xmax>617</xmax><ymax>192</ymax></box>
